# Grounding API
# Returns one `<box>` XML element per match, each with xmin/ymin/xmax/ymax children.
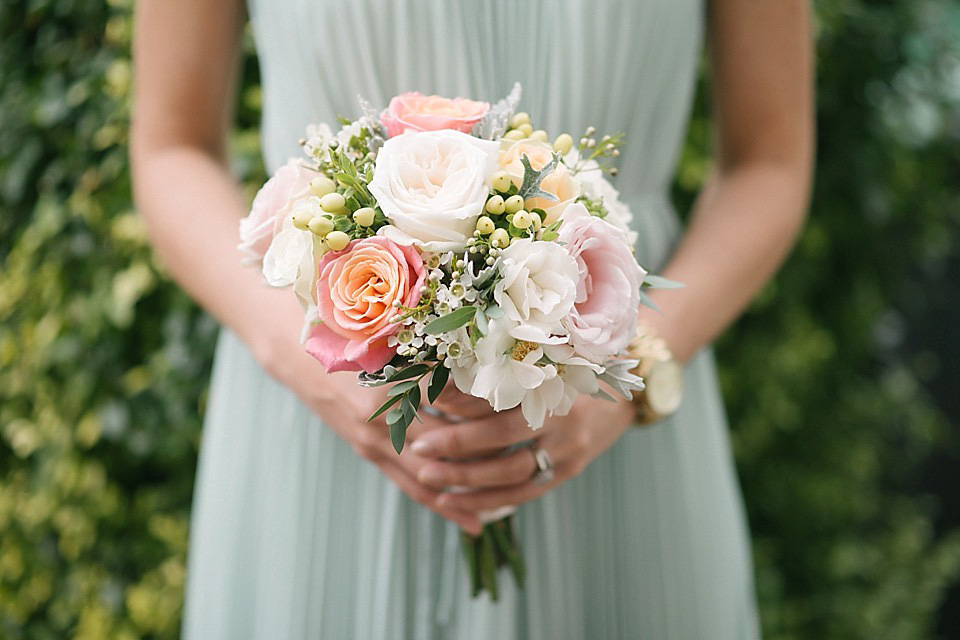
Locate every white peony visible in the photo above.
<box><xmin>493</xmin><ymin>238</ymin><xmax>580</xmax><ymax>344</ymax></box>
<box><xmin>369</xmin><ymin>130</ymin><xmax>499</xmax><ymax>251</ymax></box>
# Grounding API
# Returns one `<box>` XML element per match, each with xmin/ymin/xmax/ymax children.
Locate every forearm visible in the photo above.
<box><xmin>644</xmin><ymin>160</ymin><xmax>810</xmax><ymax>362</ymax></box>
<box><xmin>131</xmin><ymin>145</ymin><xmax>304</xmax><ymax>366</ymax></box>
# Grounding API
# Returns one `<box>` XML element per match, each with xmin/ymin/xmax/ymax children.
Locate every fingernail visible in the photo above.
<box><xmin>410</xmin><ymin>439</ymin><xmax>432</xmax><ymax>455</ymax></box>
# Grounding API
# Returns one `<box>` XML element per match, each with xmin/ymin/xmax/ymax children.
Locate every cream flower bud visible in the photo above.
<box><xmin>491</xmin><ymin>171</ymin><xmax>512</xmax><ymax>193</ymax></box>
<box><xmin>353</xmin><ymin>207</ymin><xmax>376</xmax><ymax>227</ymax></box>
<box><xmin>325</xmin><ymin>230</ymin><xmax>350</xmax><ymax>251</ymax></box>
<box><xmin>485</xmin><ymin>194</ymin><xmax>506</xmax><ymax>215</ymax></box>
<box><xmin>490</xmin><ymin>228</ymin><xmax>510</xmax><ymax>248</ymax></box>
<box><xmin>308</xmin><ymin>215</ymin><xmax>334</xmax><ymax>236</ymax></box>
<box><xmin>476</xmin><ymin>216</ymin><xmax>495</xmax><ymax>235</ymax></box>
<box><xmin>319</xmin><ymin>192</ymin><xmax>346</xmax><ymax>213</ymax></box>
<box><xmin>504</xmin><ymin>194</ymin><xmax>524</xmax><ymax>214</ymax></box>
<box><xmin>553</xmin><ymin>133</ymin><xmax>574</xmax><ymax>155</ymax></box>
<box><xmin>310</xmin><ymin>175</ymin><xmax>337</xmax><ymax>198</ymax></box>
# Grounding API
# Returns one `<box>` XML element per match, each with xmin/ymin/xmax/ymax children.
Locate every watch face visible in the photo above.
<box><xmin>646</xmin><ymin>359</ymin><xmax>684</xmax><ymax>416</ymax></box>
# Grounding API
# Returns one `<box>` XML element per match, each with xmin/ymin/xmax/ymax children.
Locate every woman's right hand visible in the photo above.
<box><xmin>256</xmin><ymin>311</ymin><xmax>485</xmax><ymax>536</ymax></box>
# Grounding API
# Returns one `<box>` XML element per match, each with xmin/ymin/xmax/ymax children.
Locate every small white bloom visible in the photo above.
<box><xmin>493</xmin><ymin>238</ymin><xmax>580</xmax><ymax>344</ymax></box>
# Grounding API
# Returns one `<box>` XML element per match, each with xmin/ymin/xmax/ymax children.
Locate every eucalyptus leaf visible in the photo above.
<box><xmin>643</xmin><ymin>274</ymin><xmax>685</xmax><ymax>289</ymax></box>
<box><xmin>638</xmin><ymin>289</ymin><xmax>661</xmax><ymax>313</ymax></box>
<box><xmin>387</xmin><ymin>379</ymin><xmax>420</xmax><ymax>396</ymax></box>
<box><xmin>425</xmin><ymin>305</ymin><xmax>477</xmax><ymax>334</ymax></box>
<box><xmin>389</xmin><ymin>419</ymin><xmax>409</xmax><ymax>454</ymax></box>
<box><xmin>483</xmin><ymin>304</ymin><xmax>504</xmax><ymax>319</ymax></box>
<box><xmin>385</xmin><ymin>363</ymin><xmax>430</xmax><ymax>382</ymax></box>
<box><xmin>474</xmin><ymin>307</ymin><xmax>489</xmax><ymax>335</ymax></box>
<box><xmin>428</xmin><ymin>365</ymin><xmax>450</xmax><ymax>404</ymax></box>
<box><xmin>368</xmin><ymin>393</ymin><xmax>403</xmax><ymax>421</ymax></box>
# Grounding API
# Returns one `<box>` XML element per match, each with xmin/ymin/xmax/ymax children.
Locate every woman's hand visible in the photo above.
<box><xmin>258</xmin><ymin>314</ymin><xmax>486</xmax><ymax>535</ymax></box>
<box><xmin>407</xmin><ymin>394</ymin><xmax>636</xmax><ymax>514</ymax></box>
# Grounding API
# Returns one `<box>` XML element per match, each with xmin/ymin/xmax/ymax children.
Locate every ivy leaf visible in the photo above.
<box><xmin>425</xmin><ymin>306</ymin><xmax>477</xmax><ymax>334</ymax></box>
<box><xmin>428</xmin><ymin>365</ymin><xmax>450</xmax><ymax>404</ymax></box>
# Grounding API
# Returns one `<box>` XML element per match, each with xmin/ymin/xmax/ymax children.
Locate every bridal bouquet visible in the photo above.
<box><xmin>239</xmin><ymin>84</ymin><xmax>670</xmax><ymax>599</ymax></box>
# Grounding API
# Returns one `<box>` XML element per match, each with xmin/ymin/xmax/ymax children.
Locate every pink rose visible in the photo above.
<box><xmin>557</xmin><ymin>203</ymin><xmax>647</xmax><ymax>363</ymax></box>
<box><xmin>238</xmin><ymin>159</ymin><xmax>314</xmax><ymax>264</ymax></box>
<box><xmin>305</xmin><ymin>236</ymin><xmax>427</xmax><ymax>373</ymax></box>
<box><xmin>381</xmin><ymin>92</ymin><xmax>489</xmax><ymax>138</ymax></box>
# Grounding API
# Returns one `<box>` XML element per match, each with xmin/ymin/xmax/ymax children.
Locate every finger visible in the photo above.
<box><xmin>409</xmin><ymin>409</ymin><xmax>534</xmax><ymax>459</ymax></box>
<box><xmin>435</xmin><ymin>473</ymin><xmax>557</xmax><ymax>513</ymax></box>
<box><xmin>431</xmin><ymin>386</ymin><xmax>498</xmax><ymax>420</ymax></box>
<box><xmin>416</xmin><ymin>448</ymin><xmax>538</xmax><ymax>489</ymax></box>
<box><xmin>380</xmin><ymin>459</ymin><xmax>484</xmax><ymax>535</ymax></box>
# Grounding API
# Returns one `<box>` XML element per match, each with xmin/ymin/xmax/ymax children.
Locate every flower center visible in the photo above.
<box><xmin>510</xmin><ymin>340</ymin><xmax>538</xmax><ymax>361</ymax></box>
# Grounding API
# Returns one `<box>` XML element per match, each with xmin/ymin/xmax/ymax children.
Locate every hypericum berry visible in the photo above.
<box><xmin>490</xmin><ymin>228</ymin><xmax>510</xmax><ymax>248</ymax></box>
<box><xmin>503</xmin><ymin>129</ymin><xmax>526</xmax><ymax>141</ymax></box>
<box><xmin>292</xmin><ymin>210</ymin><xmax>314</xmax><ymax>231</ymax></box>
<box><xmin>485</xmin><ymin>194</ymin><xmax>506</xmax><ymax>214</ymax></box>
<box><xmin>325</xmin><ymin>230</ymin><xmax>350</xmax><ymax>251</ymax></box>
<box><xmin>512</xmin><ymin>210</ymin><xmax>532</xmax><ymax>229</ymax></box>
<box><xmin>475</xmin><ymin>216</ymin><xmax>495</xmax><ymax>235</ymax></box>
<box><xmin>553</xmin><ymin>133</ymin><xmax>574</xmax><ymax>155</ymax></box>
<box><xmin>309</xmin><ymin>175</ymin><xmax>336</xmax><ymax>198</ymax></box>
<box><xmin>516</xmin><ymin>123</ymin><xmax>533</xmax><ymax>138</ymax></box>
<box><xmin>308</xmin><ymin>216</ymin><xmax>334</xmax><ymax>236</ymax></box>
<box><xmin>491</xmin><ymin>172</ymin><xmax>512</xmax><ymax>193</ymax></box>
<box><xmin>510</xmin><ymin>112</ymin><xmax>531</xmax><ymax>128</ymax></box>
<box><xmin>531</xmin><ymin>129</ymin><xmax>549</xmax><ymax>143</ymax></box>
<box><xmin>352</xmin><ymin>207</ymin><xmax>376</xmax><ymax>226</ymax></box>
<box><xmin>319</xmin><ymin>192</ymin><xmax>346</xmax><ymax>213</ymax></box>
<box><xmin>504</xmin><ymin>194</ymin><xmax>524</xmax><ymax>214</ymax></box>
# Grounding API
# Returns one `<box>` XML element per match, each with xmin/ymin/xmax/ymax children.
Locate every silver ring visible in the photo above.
<box><xmin>530</xmin><ymin>446</ymin><xmax>555</xmax><ymax>486</ymax></box>
<box><xmin>420</xmin><ymin>404</ymin><xmax>470</xmax><ymax>423</ymax></box>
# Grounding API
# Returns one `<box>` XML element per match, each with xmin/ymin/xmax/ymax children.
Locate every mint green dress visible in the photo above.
<box><xmin>182</xmin><ymin>1</ymin><xmax>761</xmax><ymax>638</ymax></box>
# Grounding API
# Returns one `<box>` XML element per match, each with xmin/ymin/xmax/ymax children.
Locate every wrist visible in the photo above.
<box><xmin>627</xmin><ymin>320</ymin><xmax>685</xmax><ymax>426</ymax></box>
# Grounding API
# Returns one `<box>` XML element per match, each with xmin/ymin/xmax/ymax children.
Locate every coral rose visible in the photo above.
<box><xmin>381</xmin><ymin>92</ymin><xmax>489</xmax><ymax>138</ymax></box>
<box><xmin>305</xmin><ymin>236</ymin><xmax>426</xmax><ymax>373</ymax></box>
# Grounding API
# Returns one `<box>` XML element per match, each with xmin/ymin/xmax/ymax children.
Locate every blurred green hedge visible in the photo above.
<box><xmin>1</xmin><ymin>1</ymin><xmax>959</xmax><ymax>638</ymax></box>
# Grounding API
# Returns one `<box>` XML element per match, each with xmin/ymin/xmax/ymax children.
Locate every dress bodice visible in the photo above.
<box><xmin>247</xmin><ymin>0</ymin><xmax>703</xmax><ymax>202</ymax></box>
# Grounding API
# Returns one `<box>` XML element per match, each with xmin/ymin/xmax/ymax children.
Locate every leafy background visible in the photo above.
<box><xmin>1</xmin><ymin>0</ymin><xmax>958</xmax><ymax>638</ymax></box>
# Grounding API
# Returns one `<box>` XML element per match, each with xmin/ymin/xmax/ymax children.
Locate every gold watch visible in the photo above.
<box><xmin>628</xmin><ymin>321</ymin><xmax>684</xmax><ymax>425</ymax></box>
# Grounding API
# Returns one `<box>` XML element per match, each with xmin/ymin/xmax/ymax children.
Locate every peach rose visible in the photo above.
<box><xmin>305</xmin><ymin>236</ymin><xmax>426</xmax><ymax>373</ymax></box>
<box><xmin>238</xmin><ymin>159</ymin><xmax>314</xmax><ymax>264</ymax></box>
<box><xmin>381</xmin><ymin>92</ymin><xmax>489</xmax><ymax>138</ymax></box>
<box><xmin>498</xmin><ymin>139</ymin><xmax>580</xmax><ymax>223</ymax></box>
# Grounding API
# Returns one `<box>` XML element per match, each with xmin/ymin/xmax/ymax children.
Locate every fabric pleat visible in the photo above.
<box><xmin>182</xmin><ymin>1</ymin><xmax>760</xmax><ymax>638</ymax></box>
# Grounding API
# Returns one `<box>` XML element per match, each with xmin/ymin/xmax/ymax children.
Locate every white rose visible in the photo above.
<box><xmin>493</xmin><ymin>238</ymin><xmax>580</xmax><ymax>344</ymax></box>
<box><xmin>369</xmin><ymin>130</ymin><xmax>499</xmax><ymax>251</ymax></box>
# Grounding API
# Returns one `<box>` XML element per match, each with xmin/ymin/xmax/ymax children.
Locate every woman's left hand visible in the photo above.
<box><xmin>408</xmin><ymin>394</ymin><xmax>636</xmax><ymax>514</ymax></box>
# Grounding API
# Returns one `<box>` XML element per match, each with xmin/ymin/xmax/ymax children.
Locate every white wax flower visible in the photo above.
<box><xmin>577</xmin><ymin>160</ymin><xmax>639</xmax><ymax>247</ymax></box>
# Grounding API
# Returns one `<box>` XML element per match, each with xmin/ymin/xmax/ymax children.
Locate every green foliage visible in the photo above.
<box><xmin>0</xmin><ymin>1</ymin><xmax>958</xmax><ymax>639</ymax></box>
<box><xmin>673</xmin><ymin>1</ymin><xmax>960</xmax><ymax>638</ymax></box>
